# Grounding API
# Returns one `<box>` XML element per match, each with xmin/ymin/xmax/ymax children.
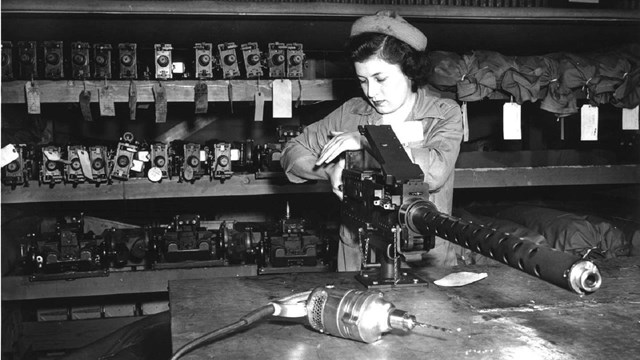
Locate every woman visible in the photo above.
<box><xmin>280</xmin><ymin>11</ymin><xmax>464</xmax><ymax>271</ymax></box>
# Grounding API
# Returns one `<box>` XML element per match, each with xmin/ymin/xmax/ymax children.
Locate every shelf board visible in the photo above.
<box><xmin>1</xmin><ymin>79</ymin><xmax>352</xmax><ymax>104</ymax></box>
<box><xmin>2</xmin><ymin>165</ymin><xmax>637</xmax><ymax>204</ymax></box>
<box><xmin>1</xmin><ymin>175</ymin><xmax>333</xmax><ymax>204</ymax></box>
<box><xmin>2</xmin><ymin>265</ymin><xmax>257</xmax><ymax>301</ymax></box>
<box><xmin>2</xmin><ymin>0</ymin><xmax>639</xmax><ymax>22</ymax></box>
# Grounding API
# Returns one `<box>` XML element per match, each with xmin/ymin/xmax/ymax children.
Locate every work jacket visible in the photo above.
<box><xmin>281</xmin><ymin>87</ymin><xmax>464</xmax><ymax>268</ymax></box>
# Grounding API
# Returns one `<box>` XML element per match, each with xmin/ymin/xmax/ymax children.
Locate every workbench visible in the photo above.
<box><xmin>170</xmin><ymin>257</ymin><xmax>640</xmax><ymax>360</ymax></box>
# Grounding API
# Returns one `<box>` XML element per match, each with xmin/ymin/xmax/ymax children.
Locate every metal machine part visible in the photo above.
<box><xmin>240</xmin><ymin>42</ymin><xmax>263</xmax><ymax>78</ymax></box>
<box><xmin>286</xmin><ymin>43</ymin><xmax>304</xmax><ymax>78</ymax></box>
<box><xmin>43</xmin><ymin>41</ymin><xmax>64</xmax><ymax>80</ymax></box>
<box><xmin>154</xmin><ymin>43</ymin><xmax>173</xmax><ymax>80</ymax></box>
<box><xmin>118</xmin><ymin>43</ymin><xmax>138</xmax><ymax>79</ymax></box>
<box><xmin>93</xmin><ymin>43</ymin><xmax>113</xmax><ymax>79</ymax></box>
<box><xmin>2</xmin><ymin>144</ymin><xmax>32</xmax><ymax>189</ymax></box>
<box><xmin>267</xmin><ymin>42</ymin><xmax>287</xmax><ymax>78</ymax></box>
<box><xmin>211</xmin><ymin>142</ymin><xmax>233</xmax><ymax>182</ymax></box>
<box><xmin>217</xmin><ymin>42</ymin><xmax>240</xmax><ymax>79</ymax></box>
<box><xmin>219</xmin><ymin>221</ymin><xmax>265</xmax><ymax>266</ymax></box>
<box><xmin>17</xmin><ymin>41</ymin><xmax>38</xmax><ymax>80</ymax></box>
<box><xmin>111</xmin><ymin>132</ymin><xmax>138</xmax><ymax>181</ymax></box>
<box><xmin>149</xmin><ymin>143</ymin><xmax>170</xmax><ymax>182</ymax></box>
<box><xmin>194</xmin><ymin>42</ymin><xmax>213</xmax><ymax>79</ymax></box>
<box><xmin>161</xmin><ymin>214</ymin><xmax>218</xmax><ymax>263</ymax></box>
<box><xmin>39</xmin><ymin>146</ymin><xmax>63</xmax><ymax>186</ymax></box>
<box><xmin>2</xmin><ymin>41</ymin><xmax>14</xmax><ymax>81</ymax></box>
<box><xmin>65</xmin><ymin>145</ymin><xmax>87</xmax><ymax>185</ymax></box>
<box><xmin>88</xmin><ymin>145</ymin><xmax>109</xmax><ymax>184</ymax></box>
<box><xmin>180</xmin><ymin>143</ymin><xmax>208</xmax><ymax>183</ymax></box>
<box><xmin>71</xmin><ymin>42</ymin><xmax>91</xmax><ymax>80</ymax></box>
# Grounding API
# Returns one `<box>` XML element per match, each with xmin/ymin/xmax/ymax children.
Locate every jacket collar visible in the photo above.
<box><xmin>349</xmin><ymin>87</ymin><xmax>446</xmax><ymax>122</ymax></box>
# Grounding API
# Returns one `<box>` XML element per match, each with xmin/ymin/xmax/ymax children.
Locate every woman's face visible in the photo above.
<box><xmin>354</xmin><ymin>56</ymin><xmax>413</xmax><ymax>115</ymax></box>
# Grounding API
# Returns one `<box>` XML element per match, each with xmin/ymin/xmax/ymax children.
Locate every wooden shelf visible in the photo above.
<box><xmin>1</xmin><ymin>175</ymin><xmax>333</xmax><ymax>204</ymax></box>
<box><xmin>1</xmin><ymin>265</ymin><xmax>257</xmax><ymax>301</ymax></box>
<box><xmin>3</xmin><ymin>0</ymin><xmax>639</xmax><ymax>22</ymax></box>
<box><xmin>2</xmin><ymin>164</ymin><xmax>637</xmax><ymax>204</ymax></box>
<box><xmin>1</xmin><ymin>79</ymin><xmax>354</xmax><ymax>104</ymax></box>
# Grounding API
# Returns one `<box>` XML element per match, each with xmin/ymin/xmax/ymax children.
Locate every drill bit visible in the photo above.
<box><xmin>414</xmin><ymin>321</ymin><xmax>455</xmax><ymax>333</ymax></box>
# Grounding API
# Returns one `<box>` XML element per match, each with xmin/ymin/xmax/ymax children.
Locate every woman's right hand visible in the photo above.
<box><xmin>315</xmin><ymin>131</ymin><xmax>362</xmax><ymax>166</ymax></box>
<box><xmin>328</xmin><ymin>157</ymin><xmax>345</xmax><ymax>200</ymax></box>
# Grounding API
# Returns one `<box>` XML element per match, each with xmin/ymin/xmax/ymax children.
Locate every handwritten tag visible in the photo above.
<box><xmin>129</xmin><ymin>81</ymin><xmax>137</xmax><ymax>120</ymax></box>
<box><xmin>43</xmin><ymin>149</ymin><xmax>61</xmax><ymax>161</ymax></box>
<box><xmin>580</xmin><ymin>104</ymin><xmax>598</xmax><ymax>141</ymax></box>
<box><xmin>76</xmin><ymin>149</ymin><xmax>93</xmax><ymax>177</ymax></box>
<box><xmin>79</xmin><ymin>90</ymin><xmax>93</xmax><ymax>121</ymax></box>
<box><xmin>273</xmin><ymin>79</ymin><xmax>292</xmax><ymax>118</ymax></box>
<box><xmin>194</xmin><ymin>82</ymin><xmax>208</xmax><ymax>114</ymax></box>
<box><xmin>503</xmin><ymin>102</ymin><xmax>522</xmax><ymax>140</ymax></box>
<box><xmin>99</xmin><ymin>85</ymin><xmax>116</xmax><ymax>116</ymax></box>
<box><xmin>622</xmin><ymin>106</ymin><xmax>639</xmax><ymax>130</ymax></box>
<box><xmin>153</xmin><ymin>83</ymin><xmax>167</xmax><ymax>123</ymax></box>
<box><xmin>254</xmin><ymin>91</ymin><xmax>265</xmax><ymax>121</ymax></box>
<box><xmin>25</xmin><ymin>81</ymin><xmax>41</xmax><ymax>114</ymax></box>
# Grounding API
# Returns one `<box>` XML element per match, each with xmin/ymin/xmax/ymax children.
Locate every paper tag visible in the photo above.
<box><xmin>199</xmin><ymin>150</ymin><xmax>207</xmax><ymax>162</ymax></box>
<box><xmin>137</xmin><ymin>151</ymin><xmax>150</xmax><ymax>162</ymax></box>
<box><xmin>580</xmin><ymin>104</ymin><xmax>598</xmax><ymax>141</ymax></box>
<box><xmin>153</xmin><ymin>83</ymin><xmax>167</xmax><ymax>123</ymax></box>
<box><xmin>129</xmin><ymin>81</ymin><xmax>137</xmax><ymax>121</ymax></box>
<box><xmin>434</xmin><ymin>272</ymin><xmax>488</xmax><ymax>287</ymax></box>
<box><xmin>76</xmin><ymin>149</ymin><xmax>93</xmax><ymax>177</ymax></box>
<box><xmin>503</xmin><ymin>102</ymin><xmax>522</xmax><ymax>140</ymax></box>
<box><xmin>194</xmin><ymin>82</ymin><xmax>208</xmax><ymax>114</ymax></box>
<box><xmin>273</xmin><ymin>79</ymin><xmax>292</xmax><ymax>118</ymax></box>
<box><xmin>43</xmin><ymin>149</ymin><xmax>61</xmax><ymax>161</ymax></box>
<box><xmin>390</xmin><ymin>121</ymin><xmax>423</xmax><ymax>145</ymax></box>
<box><xmin>25</xmin><ymin>82</ymin><xmax>41</xmax><ymax>114</ymax></box>
<box><xmin>254</xmin><ymin>91</ymin><xmax>265</xmax><ymax>122</ymax></box>
<box><xmin>622</xmin><ymin>106</ymin><xmax>639</xmax><ymax>130</ymax></box>
<box><xmin>131</xmin><ymin>159</ymin><xmax>144</xmax><ymax>172</ymax></box>
<box><xmin>461</xmin><ymin>102</ymin><xmax>469</xmax><ymax>142</ymax></box>
<box><xmin>79</xmin><ymin>90</ymin><xmax>93</xmax><ymax>122</ymax></box>
<box><xmin>99</xmin><ymin>85</ymin><xmax>116</xmax><ymax>116</ymax></box>
<box><xmin>230</xmin><ymin>149</ymin><xmax>240</xmax><ymax>161</ymax></box>
<box><xmin>0</xmin><ymin>145</ymin><xmax>19</xmax><ymax>168</ymax></box>
<box><xmin>148</xmin><ymin>167</ymin><xmax>163</xmax><ymax>182</ymax></box>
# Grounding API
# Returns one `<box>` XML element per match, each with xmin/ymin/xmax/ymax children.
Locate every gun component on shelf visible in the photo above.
<box><xmin>39</xmin><ymin>146</ymin><xmax>64</xmax><ymax>186</ymax></box>
<box><xmin>17</xmin><ymin>41</ymin><xmax>38</xmax><ymax>80</ymax></box>
<box><xmin>194</xmin><ymin>42</ymin><xmax>213</xmax><ymax>79</ymax></box>
<box><xmin>65</xmin><ymin>145</ymin><xmax>87</xmax><ymax>185</ymax></box>
<box><xmin>277</xmin><ymin>125</ymin><xmax>303</xmax><ymax>142</ymax></box>
<box><xmin>255</xmin><ymin>142</ymin><xmax>285</xmax><ymax>178</ymax></box>
<box><xmin>219</xmin><ymin>221</ymin><xmax>265</xmax><ymax>265</ymax></box>
<box><xmin>267</xmin><ymin>42</ymin><xmax>287</xmax><ymax>78</ymax></box>
<box><xmin>286</xmin><ymin>43</ymin><xmax>304</xmax><ymax>78</ymax></box>
<box><xmin>211</xmin><ymin>142</ymin><xmax>233</xmax><ymax>182</ymax></box>
<box><xmin>2</xmin><ymin>41</ymin><xmax>14</xmax><ymax>81</ymax></box>
<box><xmin>102</xmin><ymin>228</ymin><xmax>149</xmax><ymax>268</ymax></box>
<box><xmin>93</xmin><ymin>43</ymin><xmax>113</xmax><ymax>79</ymax></box>
<box><xmin>70</xmin><ymin>42</ymin><xmax>91</xmax><ymax>80</ymax></box>
<box><xmin>158</xmin><ymin>215</ymin><xmax>219</xmax><ymax>263</ymax></box>
<box><xmin>153</xmin><ymin>43</ymin><xmax>173</xmax><ymax>79</ymax></box>
<box><xmin>268</xmin><ymin>205</ymin><xmax>323</xmax><ymax>268</ymax></box>
<box><xmin>43</xmin><ymin>41</ymin><xmax>64</xmax><ymax>80</ymax></box>
<box><xmin>241</xmin><ymin>42</ymin><xmax>263</xmax><ymax>78</ymax></box>
<box><xmin>110</xmin><ymin>132</ymin><xmax>138</xmax><ymax>181</ymax></box>
<box><xmin>231</xmin><ymin>140</ymin><xmax>256</xmax><ymax>173</ymax></box>
<box><xmin>25</xmin><ymin>215</ymin><xmax>108</xmax><ymax>278</ymax></box>
<box><xmin>118</xmin><ymin>43</ymin><xmax>138</xmax><ymax>79</ymax></box>
<box><xmin>88</xmin><ymin>146</ymin><xmax>109</xmax><ymax>184</ymax></box>
<box><xmin>180</xmin><ymin>143</ymin><xmax>208</xmax><ymax>183</ymax></box>
<box><xmin>217</xmin><ymin>42</ymin><xmax>240</xmax><ymax>79</ymax></box>
<box><xmin>149</xmin><ymin>143</ymin><xmax>170</xmax><ymax>182</ymax></box>
<box><xmin>2</xmin><ymin>144</ymin><xmax>32</xmax><ymax>188</ymax></box>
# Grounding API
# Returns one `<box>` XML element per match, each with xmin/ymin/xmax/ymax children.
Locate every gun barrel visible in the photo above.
<box><xmin>399</xmin><ymin>200</ymin><xmax>602</xmax><ymax>295</ymax></box>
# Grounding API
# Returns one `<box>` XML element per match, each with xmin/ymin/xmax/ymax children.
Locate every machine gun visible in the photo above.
<box><xmin>342</xmin><ymin>125</ymin><xmax>601</xmax><ymax>295</ymax></box>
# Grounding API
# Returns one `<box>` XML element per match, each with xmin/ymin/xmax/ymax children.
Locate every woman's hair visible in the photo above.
<box><xmin>346</xmin><ymin>32</ymin><xmax>430</xmax><ymax>92</ymax></box>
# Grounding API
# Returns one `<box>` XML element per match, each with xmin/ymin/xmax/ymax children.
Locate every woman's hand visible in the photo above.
<box><xmin>328</xmin><ymin>157</ymin><xmax>345</xmax><ymax>200</ymax></box>
<box><xmin>315</xmin><ymin>131</ymin><xmax>362</xmax><ymax>166</ymax></box>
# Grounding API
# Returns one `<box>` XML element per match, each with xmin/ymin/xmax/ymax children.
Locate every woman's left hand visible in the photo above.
<box><xmin>315</xmin><ymin>131</ymin><xmax>362</xmax><ymax>165</ymax></box>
